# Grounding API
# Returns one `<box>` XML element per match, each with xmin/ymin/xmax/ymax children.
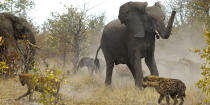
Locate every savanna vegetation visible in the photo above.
<box><xmin>0</xmin><ymin>0</ymin><xmax>209</xmax><ymax>105</ymax></box>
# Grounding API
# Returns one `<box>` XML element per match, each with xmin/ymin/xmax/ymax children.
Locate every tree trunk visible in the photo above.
<box><xmin>63</xmin><ymin>47</ymin><xmax>66</xmax><ymax>67</ymax></box>
<box><xmin>72</xmin><ymin>33</ymin><xmax>80</xmax><ymax>73</ymax></box>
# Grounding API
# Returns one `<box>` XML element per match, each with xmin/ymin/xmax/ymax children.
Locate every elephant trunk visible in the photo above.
<box><xmin>158</xmin><ymin>11</ymin><xmax>176</xmax><ymax>39</ymax></box>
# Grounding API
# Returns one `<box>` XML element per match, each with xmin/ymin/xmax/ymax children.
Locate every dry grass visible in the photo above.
<box><xmin>0</xmin><ymin>72</ymin><xmax>206</xmax><ymax>105</ymax></box>
<box><xmin>62</xmin><ymin>73</ymin><xmax>205</xmax><ymax>105</ymax></box>
<box><xmin>0</xmin><ymin>77</ymin><xmax>41</xmax><ymax>105</ymax></box>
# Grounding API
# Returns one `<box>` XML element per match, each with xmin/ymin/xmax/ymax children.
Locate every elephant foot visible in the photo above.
<box><xmin>135</xmin><ymin>81</ymin><xmax>143</xmax><ymax>89</ymax></box>
<box><xmin>105</xmin><ymin>82</ymin><xmax>112</xmax><ymax>88</ymax></box>
<box><xmin>136</xmin><ymin>86</ymin><xmax>143</xmax><ymax>90</ymax></box>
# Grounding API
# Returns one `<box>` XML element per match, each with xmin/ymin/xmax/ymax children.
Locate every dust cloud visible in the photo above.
<box><xmin>153</xmin><ymin>25</ymin><xmax>206</xmax><ymax>85</ymax></box>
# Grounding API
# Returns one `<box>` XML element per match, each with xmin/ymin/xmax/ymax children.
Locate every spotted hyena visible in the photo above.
<box><xmin>142</xmin><ymin>75</ymin><xmax>186</xmax><ymax>105</ymax></box>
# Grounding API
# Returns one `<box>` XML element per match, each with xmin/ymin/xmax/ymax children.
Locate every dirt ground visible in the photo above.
<box><xmin>0</xmin><ymin>69</ymin><xmax>206</xmax><ymax>105</ymax></box>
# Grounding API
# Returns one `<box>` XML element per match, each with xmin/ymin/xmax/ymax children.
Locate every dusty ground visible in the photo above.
<box><xmin>0</xmin><ymin>69</ymin><xmax>206</xmax><ymax>105</ymax></box>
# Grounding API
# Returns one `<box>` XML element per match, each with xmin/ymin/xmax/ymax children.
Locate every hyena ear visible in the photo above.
<box><xmin>18</xmin><ymin>74</ymin><xmax>23</xmax><ymax>78</ymax></box>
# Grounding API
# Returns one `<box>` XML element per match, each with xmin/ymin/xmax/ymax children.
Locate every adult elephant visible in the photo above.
<box><xmin>94</xmin><ymin>2</ymin><xmax>176</xmax><ymax>87</ymax></box>
<box><xmin>0</xmin><ymin>13</ymin><xmax>36</xmax><ymax>73</ymax></box>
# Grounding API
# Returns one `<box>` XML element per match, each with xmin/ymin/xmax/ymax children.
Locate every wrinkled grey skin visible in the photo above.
<box><xmin>94</xmin><ymin>2</ymin><xmax>176</xmax><ymax>88</ymax></box>
<box><xmin>0</xmin><ymin>13</ymin><xmax>36</xmax><ymax>72</ymax></box>
<box><xmin>77</xmin><ymin>57</ymin><xmax>101</xmax><ymax>75</ymax></box>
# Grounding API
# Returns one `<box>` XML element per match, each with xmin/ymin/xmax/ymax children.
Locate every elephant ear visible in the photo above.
<box><xmin>146</xmin><ymin>2</ymin><xmax>169</xmax><ymax>38</ymax></box>
<box><xmin>14</xmin><ymin>23</ymin><xmax>26</xmax><ymax>39</ymax></box>
<box><xmin>118</xmin><ymin>2</ymin><xmax>148</xmax><ymax>38</ymax></box>
<box><xmin>146</xmin><ymin>4</ymin><xmax>165</xmax><ymax>27</ymax></box>
<box><xmin>5</xmin><ymin>13</ymin><xmax>27</xmax><ymax>39</ymax></box>
<box><xmin>118</xmin><ymin>2</ymin><xmax>129</xmax><ymax>24</ymax></box>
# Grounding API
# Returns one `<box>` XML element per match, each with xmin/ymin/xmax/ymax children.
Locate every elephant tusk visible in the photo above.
<box><xmin>0</xmin><ymin>36</ymin><xmax>4</xmax><ymax>46</ymax></box>
<box><xmin>155</xmin><ymin>30</ymin><xmax>160</xmax><ymax>36</ymax></box>
<box><xmin>155</xmin><ymin>30</ymin><xmax>160</xmax><ymax>39</ymax></box>
<box><xmin>26</xmin><ymin>40</ymin><xmax>40</xmax><ymax>49</ymax></box>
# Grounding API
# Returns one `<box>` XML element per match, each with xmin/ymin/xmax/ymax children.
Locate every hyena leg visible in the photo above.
<box><xmin>29</xmin><ymin>91</ymin><xmax>34</xmax><ymax>101</ymax></box>
<box><xmin>15</xmin><ymin>90</ymin><xmax>31</xmax><ymax>101</ymax></box>
<box><xmin>166</xmin><ymin>95</ymin><xmax>170</xmax><ymax>105</ymax></box>
<box><xmin>158</xmin><ymin>94</ymin><xmax>164</xmax><ymax>104</ymax></box>
<box><xmin>179</xmin><ymin>97</ymin><xmax>184</xmax><ymax>105</ymax></box>
<box><xmin>173</xmin><ymin>96</ymin><xmax>178</xmax><ymax>105</ymax></box>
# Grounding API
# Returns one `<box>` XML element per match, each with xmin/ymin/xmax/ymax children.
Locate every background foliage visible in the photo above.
<box><xmin>0</xmin><ymin>0</ymin><xmax>35</xmax><ymax>19</ymax></box>
<box><xmin>194</xmin><ymin>29</ymin><xmax>210</xmax><ymax>103</ymax></box>
<box><xmin>41</xmin><ymin>5</ymin><xmax>105</xmax><ymax>69</ymax></box>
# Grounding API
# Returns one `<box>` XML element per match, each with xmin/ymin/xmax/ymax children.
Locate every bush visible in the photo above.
<box><xmin>0</xmin><ymin>61</ymin><xmax>8</xmax><ymax>75</ymax></box>
<box><xmin>0</xmin><ymin>36</ymin><xmax>4</xmax><ymax>46</ymax></box>
<box><xmin>194</xmin><ymin>28</ymin><xmax>210</xmax><ymax>104</ymax></box>
<box><xmin>32</xmin><ymin>63</ymin><xmax>66</xmax><ymax>105</ymax></box>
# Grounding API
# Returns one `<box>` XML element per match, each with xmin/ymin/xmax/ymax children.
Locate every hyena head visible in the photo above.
<box><xmin>19</xmin><ymin>74</ymin><xmax>32</xmax><ymax>86</ymax></box>
<box><xmin>19</xmin><ymin>75</ymin><xmax>26</xmax><ymax>86</ymax></box>
<box><xmin>142</xmin><ymin>75</ymin><xmax>161</xmax><ymax>88</ymax></box>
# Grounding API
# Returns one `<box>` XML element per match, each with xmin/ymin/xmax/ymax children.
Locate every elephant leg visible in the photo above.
<box><xmin>88</xmin><ymin>67</ymin><xmax>93</xmax><ymax>75</ymax></box>
<box><xmin>90</xmin><ymin>69</ymin><xmax>94</xmax><ymax>75</ymax></box>
<box><xmin>93</xmin><ymin>65</ymin><xmax>98</xmax><ymax>74</ymax></box>
<box><xmin>132</xmin><ymin>57</ymin><xmax>143</xmax><ymax>88</ymax></box>
<box><xmin>105</xmin><ymin>62</ymin><xmax>114</xmax><ymax>86</ymax></box>
<box><xmin>145</xmin><ymin>55</ymin><xmax>159</xmax><ymax>76</ymax></box>
<box><xmin>127</xmin><ymin>63</ymin><xmax>136</xmax><ymax>80</ymax></box>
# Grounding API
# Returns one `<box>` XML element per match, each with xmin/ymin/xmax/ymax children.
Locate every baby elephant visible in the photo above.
<box><xmin>142</xmin><ymin>75</ymin><xmax>186</xmax><ymax>105</ymax></box>
<box><xmin>77</xmin><ymin>57</ymin><xmax>99</xmax><ymax>75</ymax></box>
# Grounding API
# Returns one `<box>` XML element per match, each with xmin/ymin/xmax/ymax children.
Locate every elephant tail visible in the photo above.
<box><xmin>94</xmin><ymin>46</ymin><xmax>101</xmax><ymax>70</ymax></box>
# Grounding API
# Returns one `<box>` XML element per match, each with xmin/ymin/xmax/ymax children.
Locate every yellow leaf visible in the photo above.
<box><xmin>64</xmin><ymin>80</ymin><xmax>68</xmax><ymax>84</ymax></box>
<box><xmin>194</xmin><ymin>48</ymin><xmax>201</xmax><ymax>53</ymax></box>
<box><xmin>48</xmin><ymin>74</ymin><xmax>54</xmax><ymax>80</ymax></box>
<box><xmin>203</xmin><ymin>49</ymin><xmax>209</xmax><ymax>53</ymax></box>
<box><xmin>55</xmin><ymin>78</ymin><xmax>58</xmax><ymax>82</ymax></box>
<box><xmin>0</xmin><ymin>36</ymin><xmax>4</xmax><ymax>46</ymax></box>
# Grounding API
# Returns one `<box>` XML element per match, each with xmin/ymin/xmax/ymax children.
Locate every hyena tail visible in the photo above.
<box><xmin>94</xmin><ymin>46</ymin><xmax>101</xmax><ymax>70</ymax></box>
